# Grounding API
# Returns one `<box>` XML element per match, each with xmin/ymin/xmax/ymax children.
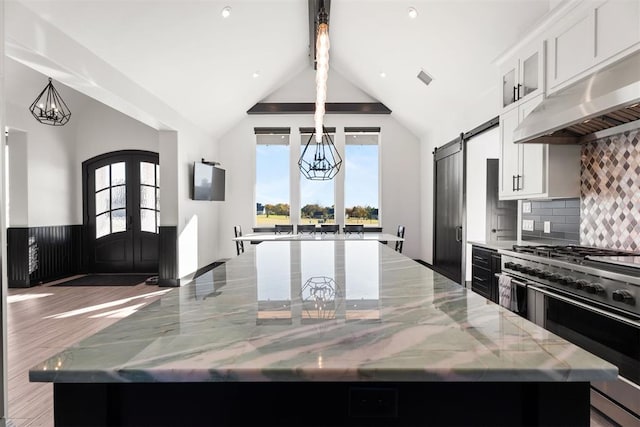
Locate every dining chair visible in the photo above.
<box><xmin>343</xmin><ymin>224</ymin><xmax>364</xmax><ymax>235</ymax></box>
<box><xmin>234</xmin><ymin>225</ymin><xmax>245</xmax><ymax>256</ymax></box>
<box><xmin>275</xmin><ymin>224</ymin><xmax>294</xmax><ymax>234</ymax></box>
<box><xmin>320</xmin><ymin>224</ymin><xmax>339</xmax><ymax>234</ymax></box>
<box><xmin>297</xmin><ymin>224</ymin><xmax>317</xmax><ymax>234</ymax></box>
<box><xmin>395</xmin><ymin>225</ymin><xmax>405</xmax><ymax>253</ymax></box>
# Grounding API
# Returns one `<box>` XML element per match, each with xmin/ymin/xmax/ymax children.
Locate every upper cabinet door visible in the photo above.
<box><xmin>547</xmin><ymin>7</ymin><xmax>595</xmax><ymax>90</ymax></box>
<box><xmin>500</xmin><ymin>60</ymin><xmax>518</xmax><ymax>110</ymax></box>
<box><xmin>499</xmin><ymin>40</ymin><xmax>545</xmax><ymax>113</ymax></box>
<box><xmin>547</xmin><ymin>0</ymin><xmax>640</xmax><ymax>93</ymax></box>
<box><xmin>594</xmin><ymin>0</ymin><xmax>640</xmax><ymax>62</ymax></box>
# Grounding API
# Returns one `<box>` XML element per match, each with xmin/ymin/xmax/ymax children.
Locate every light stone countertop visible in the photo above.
<box><xmin>30</xmin><ymin>241</ymin><xmax>617</xmax><ymax>384</ymax></box>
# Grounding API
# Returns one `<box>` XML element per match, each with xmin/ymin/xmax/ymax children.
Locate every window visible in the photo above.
<box><xmin>345</xmin><ymin>132</ymin><xmax>379</xmax><ymax>226</ymax></box>
<box><xmin>95</xmin><ymin>162</ymin><xmax>127</xmax><ymax>238</ymax></box>
<box><xmin>140</xmin><ymin>162</ymin><xmax>160</xmax><ymax>233</ymax></box>
<box><xmin>256</xmin><ymin>130</ymin><xmax>290</xmax><ymax>225</ymax></box>
<box><xmin>300</xmin><ymin>131</ymin><xmax>335</xmax><ymax>224</ymax></box>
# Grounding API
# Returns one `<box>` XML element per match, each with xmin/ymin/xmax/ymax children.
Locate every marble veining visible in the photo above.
<box><xmin>30</xmin><ymin>241</ymin><xmax>617</xmax><ymax>384</ymax></box>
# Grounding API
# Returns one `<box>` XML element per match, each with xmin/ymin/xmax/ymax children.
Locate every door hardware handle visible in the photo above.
<box><xmin>455</xmin><ymin>226</ymin><xmax>463</xmax><ymax>242</ymax></box>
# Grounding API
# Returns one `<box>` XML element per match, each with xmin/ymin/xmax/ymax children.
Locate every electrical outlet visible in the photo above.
<box><xmin>544</xmin><ymin>221</ymin><xmax>551</xmax><ymax>234</ymax></box>
<box><xmin>522</xmin><ymin>219</ymin><xmax>534</xmax><ymax>231</ymax></box>
<box><xmin>522</xmin><ymin>202</ymin><xmax>532</xmax><ymax>213</ymax></box>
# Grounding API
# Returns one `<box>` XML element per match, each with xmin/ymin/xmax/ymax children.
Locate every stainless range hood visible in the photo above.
<box><xmin>514</xmin><ymin>52</ymin><xmax>640</xmax><ymax>144</ymax></box>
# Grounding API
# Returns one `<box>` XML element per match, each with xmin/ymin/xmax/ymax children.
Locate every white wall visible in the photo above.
<box><xmin>217</xmin><ymin>113</ymin><xmax>421</xmax><ymax>260</ymax></box>
<box><xmin>464</xmin><ymin>127</ymin><xmax>500</xmax><ymax>282</ymax></box>
<box><xmin>5</xmin><ymin>58</ymin><xmax>81</xmax><ymax>227</ymax></box>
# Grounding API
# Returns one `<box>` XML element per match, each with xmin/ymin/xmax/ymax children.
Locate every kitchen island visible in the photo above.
<box><xmin>30</xmin><ymin>241</ymin><xmax>617</xmax><ymax>426</ymax></box>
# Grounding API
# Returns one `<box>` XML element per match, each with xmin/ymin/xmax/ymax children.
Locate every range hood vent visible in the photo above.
<box><xmin>514</xmin><ymin>52</ymin><xmax>640</xmax><ymax>145</ymax></box>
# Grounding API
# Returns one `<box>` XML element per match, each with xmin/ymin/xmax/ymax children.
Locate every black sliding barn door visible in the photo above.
<box><xmin>433</xmin><ymin>136</ymin><xmax>464</xmax><ymax>284</ymax></box>
<box><xmin>83</xmin><ymin>151</ymin><xmax>159</xmax><ymax>273</ymax></box>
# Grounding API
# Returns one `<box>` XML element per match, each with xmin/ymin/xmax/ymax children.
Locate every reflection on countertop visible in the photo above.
<box><xmin>30</xmin><ymin>241</ymin><xmax>617</xmax><ymax>384</ymax></box>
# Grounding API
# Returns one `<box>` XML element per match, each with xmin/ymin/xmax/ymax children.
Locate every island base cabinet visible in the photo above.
<box><xmin>53</xmin><ymin>381</ymin><xmax>590</xmax><ymax>426</ymax></box>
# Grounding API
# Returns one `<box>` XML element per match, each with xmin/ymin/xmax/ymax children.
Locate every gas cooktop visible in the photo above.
<box><xmin>511</xmin><ymin>244</ymin><xmax>638</xmax><ymax>264</ymax></box>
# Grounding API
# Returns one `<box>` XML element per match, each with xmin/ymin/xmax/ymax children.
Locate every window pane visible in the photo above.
<box><xmin>96</xmin><ymin>212</ymin><xmax>110</xmax><ymax>238</ymax></box>
<box><xmin>156</xmin><ymin>164</ymin><xmax>160</xmax><ymax>187</ymax></box>
<box><xmin>345</xmin><ymin>135</ymin><xmax>379</xmax><ymax>227</ymax></box>
<box><xmin>156</xmin><ymin>211</ymin><xmax>161</xmax><ymax>232</ymax></box>
<box><xmin>111</xmin><ymin>162</ymin><xmax>126</xmax><ymax>186</ymax></box>
<box><xmin>111</xmin><ymin>209</ymin><xmax>127</xmax><ymax>233</ymax></box>
<box><xmin>140</xmin><ymin>162</ymin><xmax>155</xmax><ymax>186</ymax></box>
<box><xmin>256</xmin><ymin>137</ymin><xmax>290</xmax><ymax>226</ymax></box>
<box><xmin>300</xmin><ymin>134</ymin><xmax>334</xmax><ymax>224</ymax></box>
<box><xmin>95</xmin><ymin>166</ymin><xmax>110</xmax><ymax>191</ymax></box>
<box><xmin>95</xmin><ymin>189</ymin><xmax>110</xmax><ymax>214</ymax></box>
<box><xmin>140</xmin><ymin>185</ymin><xmax>155</xmax><ymax>209</ymax></box>
<box><xmin>140</xmin><ymin>209</ymin><xmax>156</xmax><ymax>233</ymax></box>
<box><xmin>111</xmin><ymin>185</ymin><xmax>126</xmax><ymax>210</ymax></box>
<box><xmin>156</xmin><ymin>188</ymin><xmax>160</xmax><ymax>210</ymax></box>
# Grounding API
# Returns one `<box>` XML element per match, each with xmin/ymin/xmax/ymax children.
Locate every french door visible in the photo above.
<box><xmin>83</xmin><ymin>151</ymin><xmax>159</xmax><ymax>273</ymax></box>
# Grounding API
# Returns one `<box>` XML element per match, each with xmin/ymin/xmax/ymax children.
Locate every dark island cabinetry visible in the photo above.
<box><xmin>471</xmin><ymin>245</ymin><xmax>501</xmax><ymax>303</ymax></box>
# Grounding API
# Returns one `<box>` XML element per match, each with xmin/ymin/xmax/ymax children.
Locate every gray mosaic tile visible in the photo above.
<box><xmin>581</xmin><ymin>129</ymin><xmax>640</xmax><ymax>252</ymax></box>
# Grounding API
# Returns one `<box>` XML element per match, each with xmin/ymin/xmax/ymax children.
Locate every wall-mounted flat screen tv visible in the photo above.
<box><xmin>192</xmin><ymin>162</ymin><xmax>225</xmax><ymax>201</ymax></box>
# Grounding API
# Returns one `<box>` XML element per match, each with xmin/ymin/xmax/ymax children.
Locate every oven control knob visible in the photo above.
<box><xmin>512</xmin><ymin>263</ymin><xmax>522</xmax><ymax>271</ymax></box>
<box><xmin>584</xmin><ymin>284</ymin><xmax>605</xmax><ymax>295</ymax></box>
<box><xmin>522</xmin><ymin>266</ymin><xmax>533</xmax><ymax>274</ymax></box>
<box><xmin>504</xmin><ymin>262</ymin><xmax>515</xmax><ymax>269</ymax></box>
<box><xmin>612</xmin><ymin>290</ymin><xmax>634</xmax><ymax>304</ymax></box>
<box><xmin>531</xmin><ymin>268</ymin><xmax>543</xmax><ymax>277</ymax></box>
<box><xmin>575</xmin><ymin>280</ymin><xmax>589</xmax><ymax>290</ymax></box>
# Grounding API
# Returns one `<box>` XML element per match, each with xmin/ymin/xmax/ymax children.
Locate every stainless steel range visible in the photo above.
<box><xmin>499</xmin><ymin>244</ymin><xmax>640</xmax><ymax>427</ymax></box>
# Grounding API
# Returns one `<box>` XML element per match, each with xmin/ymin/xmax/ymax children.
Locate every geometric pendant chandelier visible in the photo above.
<box><xmin>299</xmin><ymin>126</ymin><xmax>342</xmax><ymax>180</ymax></box>
<box><xmin>29</xmin><ymin>78</ymin><xmax>72</xmax><ymax>126</ymax></box>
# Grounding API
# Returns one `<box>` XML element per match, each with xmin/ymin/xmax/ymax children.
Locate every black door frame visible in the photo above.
<box><xmin>82</xmin><ymin>150</ymin><xmax>159</xmax><ymax>273</ymax></box>
<box><xmin>432</xmin><ymin>117</ymin><xmax>499</xmax><ymax>285</ymax></box>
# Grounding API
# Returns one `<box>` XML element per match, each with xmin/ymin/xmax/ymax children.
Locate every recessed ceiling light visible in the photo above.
<box><xmin>379</xmin><ymin>72</ymin><xmax>387</xmax><ymax>78</ymax></box>
<box><xmin>252</xmin><ymin>71</ymin><xmax>260</xmax><ymax>78</ymax></box>
<box><xmin>408</xmin><ymin>7</ymin><xmax>418</xmax><ymax>19</ymax></box>
<box><xmin>221</xmin><ymin>6</ymin><xmax>231</xmax><ymax>18</ymax></box>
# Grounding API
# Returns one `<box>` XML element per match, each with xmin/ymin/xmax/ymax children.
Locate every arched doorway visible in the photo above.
<box><xmin>83</xmin><ymin>150</ymin><xmax>159</xmax><ymax>273</ymax></box>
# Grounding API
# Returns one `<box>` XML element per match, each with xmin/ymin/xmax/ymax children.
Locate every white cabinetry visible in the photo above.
<box><xmin>547</xmin><ymin>0</ymin><xmax>640</xmax><ymax>92</ymax></box>
<box><xmin>499</xmin><ymin>95</ymin><xmax>580</xmax><ymax>200</ymax></box>
<box><xmin>499</xmin><ymin>40</ymin><xmax>545</xmax><ymax>113</ymax></box>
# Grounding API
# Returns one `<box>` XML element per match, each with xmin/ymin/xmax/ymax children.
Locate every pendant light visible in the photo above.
<box><xmin>29</xmin><ymin>78</ymin><xmax>72</xmax><ymax>126</ymax></box>
<box><xmin>299</xmin><ymin>4</ymin><xmax>342</xmax><ymax>181</ymax></box>
<box><xmin>299</xmin><ymin>127</ymin><xmax>342</xmax><ymax>180</ymax></box>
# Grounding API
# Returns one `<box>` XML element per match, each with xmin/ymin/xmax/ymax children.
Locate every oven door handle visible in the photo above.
<box><xmin>494</xmin><ymin>273</ymin><xmax>528</xmax><ymax>288</ymax></box>
<box><xmin>527</xmin><ymin>284</ymin><xmax>640</xmax><ymax>329</ymax></box>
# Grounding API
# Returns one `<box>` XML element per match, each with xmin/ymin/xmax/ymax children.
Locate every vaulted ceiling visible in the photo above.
<box><xmin>8</xmin><ymin>0</ymin><xmax>552</xmax><ymax>140</ymax></box>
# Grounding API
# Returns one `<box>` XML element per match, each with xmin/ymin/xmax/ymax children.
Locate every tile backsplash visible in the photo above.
<box><xmin>521</xmin><ymin>199</ymin><xmax>580</xmax><ymax>243</ymax></box>
<box><xmin>581</xmin><ymin>129</ymin><xmax>640</xmax><ymax>252</ymax></box>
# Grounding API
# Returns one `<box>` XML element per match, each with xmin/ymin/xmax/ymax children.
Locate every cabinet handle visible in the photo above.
<box><xmin>512</xmin><ymin>175</ymin><xmax>516</xmax><ymax>191</ymax></box>
<box><xmin>516</xmin><ymin>83</ymin><xmax>522</xmax><ymax>100</ymax></box>
<box><xmin>517</xmin><ymin>175</ymin><xmax>522</xmax><ymax>191</ymax></box>
<box><xmin>512</xmin><ymin>86</ymin><xmax>518</xmax><ymax>103</ymax></box>
<box><xmin>473</xmin><ymin>276</ymin><xmax>486</xmax><ymax>283</ymax></box>
<box><xmin>473</xmin><ymin>255</ymin><xmax>485</xmax><ymax>261</ymax></box>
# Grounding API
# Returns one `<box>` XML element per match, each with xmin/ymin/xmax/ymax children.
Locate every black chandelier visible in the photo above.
<box><xmin>298</xmin><ymin>127</ymin><xmax>342</xmax><ymax>180</ymax></box>
<box><xmin>300</xmin><ymin>276</ymin><xmax>342</xmax><ymax>321</ymax></box>
<box><xmin>29</xmin><ymin>78</ymin><xmax>72</xmax><ymax>126</ymax></box>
